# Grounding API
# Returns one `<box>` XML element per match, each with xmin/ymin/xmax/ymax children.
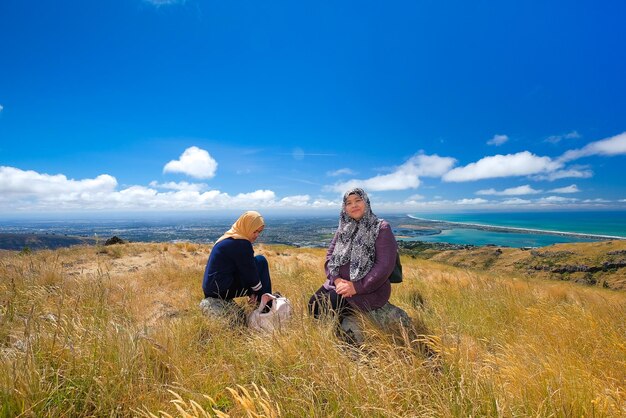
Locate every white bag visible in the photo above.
<box><xmin>247</xmin><ymin>293</ymin><xmax>292</xmax><ymax>332</ymax></box>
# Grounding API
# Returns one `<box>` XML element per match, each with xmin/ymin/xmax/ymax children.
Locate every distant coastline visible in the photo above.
<box><xmin>406</xmin><ymin>214</ymin><xmax>626</xmax><ymax>241</ymax></box>
<box><xmin>2</xmin><ymin>213</ymin><xmax>625</xmax><ymax>251</ymax></box>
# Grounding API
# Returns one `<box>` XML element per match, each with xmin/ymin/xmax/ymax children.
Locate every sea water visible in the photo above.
<box><xmin>407</xmin><ymin>211</ymin><xmax>626</xmax><ymax>247</ymax></box>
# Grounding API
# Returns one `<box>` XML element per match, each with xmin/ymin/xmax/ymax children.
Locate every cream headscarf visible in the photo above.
<box><xmin>216</xmin><ymin>211</ymin><xmax>265</xmax><ymax>244</ymax></box>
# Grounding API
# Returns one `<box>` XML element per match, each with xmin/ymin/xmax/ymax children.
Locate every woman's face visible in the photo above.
<box><xmin>250</xmin><ymin>226</ymin><xmax>264</xmax><ymax>243</ymax></box>
<box><xmin>345</xmin><ymin>193</ymin><xmax>366</xmax><ymax>220</ymax></box>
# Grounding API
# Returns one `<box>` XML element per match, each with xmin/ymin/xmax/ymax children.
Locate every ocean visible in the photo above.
<box><xmin>406</xmin><ymin>211</ymin><xmax>626</xmax><ymax>247</ymax></box>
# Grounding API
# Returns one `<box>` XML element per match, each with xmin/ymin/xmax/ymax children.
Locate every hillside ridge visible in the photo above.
<box><xmin>399</xmin><ymin>239</ymin><xmax>626</xmax><ymax>290</ymax></box>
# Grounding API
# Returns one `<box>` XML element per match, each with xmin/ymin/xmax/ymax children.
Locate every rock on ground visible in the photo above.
<box><xmin>340</xmin><ymin>302</ymin><xmax>413</xmax><ymax>346</ymax></box>
<box><xmin>199</xmin><ymin>297</ymin><xmax>247</xmax><ymax>326</ymax></box>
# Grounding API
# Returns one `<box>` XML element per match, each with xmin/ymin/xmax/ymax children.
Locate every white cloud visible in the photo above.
<box><xmin>531</xmin><ymin>167</ymin><xmax>593</xmax><ymax>181</ymax></box>
<box><xmin>476</xmin><ymin>189</ymin><xmax>501</xmax><ymax>195</ymax></box>
<box><xmin>0</xmin><ymin>166</ymin><xmax>117</xmax><ymax>196</ymax></box>
<box><xmin>487</xmin><ymin>134</ymin><xmax>509</xmax><ymax>146</ymax></box>
<box><xmin>559</xmin><ymin>132</ymin><xmax>626</xmax><ymax>162</ymax></box>
<box><xmin>233</xmin><ymin>190</ymin><xmax>276</xmax><ymax>202</ymax></box>
<box><xmin>411</xmin><ymin>154</ymin><xmax>458</xmax><ymax>177</ymax></box>
<box><xmin>537</xmin><ymin>196</ymin><xmax>578</xmax><ymax>204</ymax></box>
<box><xmin>549</xmin><ymin>184</ymin><xmax>580</xmax><ymax>194</ymax></box>
<box><xmin>310</xmin><ymin>198</ymin><xmax>341</xmax><ymax>208</ymax></box>
<box><xmin>476</xmin><ymin>184</ymin><xmax>542</xmax><ymax>196</ymax></box>
<box><xmin>277</xmin><ymin>195</ymin><xmax>310</xmax><ymax>206</ymax></box>
<box><xmin>0</xmin><ymin>104</ymin><xmax>3</xmax><ymax>112</ymax></box>
<box><xmin>582</xmin><ymin>198</ymin><xmax>610</xmax><ymax>203</ymax></box>
<box><xmin>163</xmin><ymin>146</ymin><xmax>218</xmax><ymax>179</ymax></box>
<box><xmin>443</xmin><ymin>151</ymin><xmax>561</xmax><ymax>182</ymax></box>
<box><xmin>330</xmin><ymin>172</ymin><xmax>420</xmax><ymax>193</ymax></box>
<box><xmin>326</xmin><ymin>153</ymin><xmax>456</xmax><ymax>192</ymax></box>
<box><xmin>327</xmin><ymin>168</ymin><xmax>356</xmax><ymax>177</ymax></box>
<box><xmin>620</xmin><ymin>199</ymin><xmax>626</xmax><ymax>203</ymax></box>
<box><xmin>149</xmin><ymin>181</ymin><xmax>207</xmax><ymax>192</ymax></box>
<box><xmin>501</xmin><ymin>198</ymin><xmax>532</xmax><ymax>205</ymax></box>
<box><xmin>0</xmin><ymin>166</ymin><xmax>333</xmax><ymax>212</ymax></box>
<box><xmin>545</xmin><ymin>131</ymin><xmax>580</xmax><ymax>144</ymax></box>
<box><xmin>455</xmin><ymin>198</ymin><xmax>488</xmax><ymax>205</ymax></box>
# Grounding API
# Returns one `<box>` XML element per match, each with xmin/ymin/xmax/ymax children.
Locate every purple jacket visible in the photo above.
<box><xmin>324</xmin><ymin>220</ymin><xmax>397</xmax><ymax>311</ymax></box>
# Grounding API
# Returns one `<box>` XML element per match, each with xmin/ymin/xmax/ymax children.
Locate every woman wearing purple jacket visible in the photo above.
<box><xmin>308</xmin><ymin>188</ymin><xmax>397</xmax><ymax>322</ymax></box>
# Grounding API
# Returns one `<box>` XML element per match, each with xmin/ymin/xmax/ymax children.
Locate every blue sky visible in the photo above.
<box><xmin>1</xmin><ymin>0</ymin><xmax>626</xmax><ymax>215</ymax></box>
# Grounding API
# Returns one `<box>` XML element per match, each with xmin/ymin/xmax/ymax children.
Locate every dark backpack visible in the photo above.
<box><xmin>388</xmin><ymin>252</ymin><xmax>403</xmax><ymax>283</ymax></box>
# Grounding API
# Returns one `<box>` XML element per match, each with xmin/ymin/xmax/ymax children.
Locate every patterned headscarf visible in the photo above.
<box><xmin>328</xmin><ymin>188</ymin><xmax>383</xmax><ymax>282</ymax></box>
<box><xmin>216</xmin><ymin>211</ymin><xmax>265</xmax><ymax>244</ymax></box>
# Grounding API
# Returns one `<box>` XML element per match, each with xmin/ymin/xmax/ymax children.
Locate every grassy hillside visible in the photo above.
<box><xmin>0</xmin><ymin>233</ymin><xmax>96</xmax><ymax>251</ymax></box>
<box><xmin>401</xmin><ymin>239</ymin><xmax>626</xmax><ymax>290</ymax></box>
<box><xmin>1</xmin><ymin>242</ymin><xmax>624</xmax><ymax>417</ymax></box>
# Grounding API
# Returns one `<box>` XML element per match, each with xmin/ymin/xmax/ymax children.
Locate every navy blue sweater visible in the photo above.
<box><xmin>202</xmin><ymin>238</ymin><xmax>262</xmax><ymax>298</ymax></box>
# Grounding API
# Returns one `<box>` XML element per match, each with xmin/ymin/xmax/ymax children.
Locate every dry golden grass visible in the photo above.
<box><xmin>426</xmin><ymin>239</ymin><xmax>626</xmax><ymax>290</ymax></box>
<box><xmin>1</xmin><ymin>242</ymin><xmax>624</xmax><ymax>417</ymax></box>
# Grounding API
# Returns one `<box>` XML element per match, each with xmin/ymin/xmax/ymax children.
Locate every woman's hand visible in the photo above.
<box><xmin>248</xmin><ymin>293</ymin><xmax>259</xmax><ymax>305</ymax></box>
<box><xmin>334</xmin><ymin>278</ymin><xmax>356</xmax><ymax>297</ymax></box>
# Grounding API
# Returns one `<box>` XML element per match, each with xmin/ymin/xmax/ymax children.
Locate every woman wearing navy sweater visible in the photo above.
<box><xmin>202</xmin><ymin>211</ymin><xmax>272</xmax><ymax>303</ymax></box>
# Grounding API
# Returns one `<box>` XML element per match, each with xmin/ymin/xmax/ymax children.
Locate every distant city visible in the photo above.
<box><xmin>0</xmin><ymin>214</ymin><xmax>435</xmax><ymax>250</ymax></box>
